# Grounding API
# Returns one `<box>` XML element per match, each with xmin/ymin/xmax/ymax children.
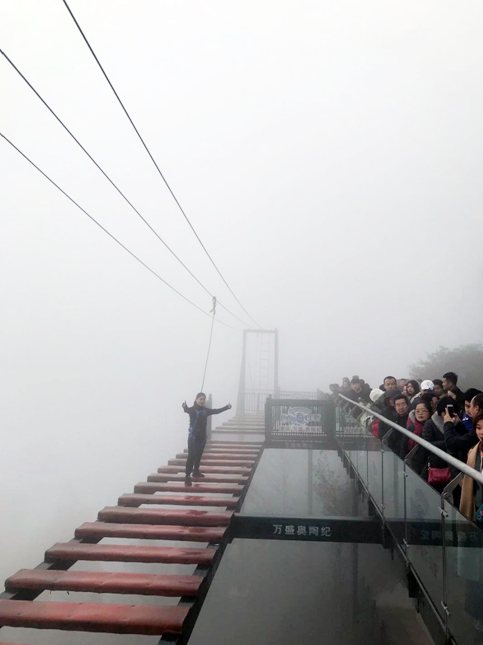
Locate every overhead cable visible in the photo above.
<box><xmin>0</xmin><ymin>48</ymin><xmax>253</xmax><ymax>330</ymax></box>
<box><xmin>62</xmin><ymin>0</ymin><xmax>262</xmax><ymax>328</ymax></box>
<box><xmin>0</xmin><ymin>132</ymin><xmax>241</xmax><ymax>330</ymax></box>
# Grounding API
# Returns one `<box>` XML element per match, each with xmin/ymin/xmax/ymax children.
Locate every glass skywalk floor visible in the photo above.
<box><xmin>189</xmin><ymin>448</ymin><xmax>433</xmax><ymax>645</ymax></box>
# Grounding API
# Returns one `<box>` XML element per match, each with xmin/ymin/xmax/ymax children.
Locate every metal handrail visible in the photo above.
<box><xmin>338</xmin><ymin>393</ymin><xmax>483</xmax><ymax>487</ymax></box>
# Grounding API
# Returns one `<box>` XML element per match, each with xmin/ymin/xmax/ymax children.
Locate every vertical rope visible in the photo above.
<box><xmin>201</xmin><ymin>297</ymin><xmax>217</xmax><ymax>391</ymax></box>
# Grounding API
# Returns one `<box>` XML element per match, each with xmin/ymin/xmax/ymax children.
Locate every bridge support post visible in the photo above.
<box><xmin>236</xmin><ymin>330</ymin><xmax>248</xmax><ymax>417</ymax></box>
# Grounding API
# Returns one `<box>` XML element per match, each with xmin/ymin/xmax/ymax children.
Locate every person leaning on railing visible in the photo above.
<box><xmin>343</xmin><ymin>378</ymin><xmax>371</xmax><ymax>418</ymax></box>
<box><xmin>367</xmin><ymin>388</ymin><xmax>385</xmax><ymax>438</ymax></box>
<box><xmin>399</xmin><ymin>399</ymin><xmax>432</xmax><ymax>461</ymax></box>
<box><xmin>377</xmin><ymin>390</ymin><xmax>401</xmax><ymax>442</ymax></box>
<box><xmin>384</xmin><ymin>394</ymin><xmax>410</xmax><ymax>455</ymax></box>
<box><xmin>459</xmin><ymin>414</ymin><xmax>483</xmax><ymax>526</ymax></box>
<box><xmin>421</xmin><ymin>396</ymin><xmax>455</xmax><ymax>491</ymax></box>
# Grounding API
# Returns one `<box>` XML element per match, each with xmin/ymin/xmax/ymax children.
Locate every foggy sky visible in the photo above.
<box><xmin>2</xmin><ymin>0</ymin><xmax>483</xmax><ymax>583</ymax></box>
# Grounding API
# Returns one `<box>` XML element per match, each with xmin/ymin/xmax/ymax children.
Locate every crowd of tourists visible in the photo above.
<box><xmin>329</xmin><ymin>373</ymin><xmax>483</xmax><ymax>524</ymax></box>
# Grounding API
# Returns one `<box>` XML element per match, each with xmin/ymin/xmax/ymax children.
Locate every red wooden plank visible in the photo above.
<box><xmin>202</xmin><ymin>442</ymin><xmax>260</xmax><ymax>447</ymax></box>
<box><xmin>206</xmin><ymin>439</ymin><xmax>263</xmax><ymax>452</ymax></box>
<box><xmin>207</xmin><ymin>445</ymin><xmax>262</xmax><ymax>449</ymax></box>
<box><xmin>147</xmin><ymin>473</ymin><xmax>248</xmax><ymax>484</ymax></box>
<box><xmin>185</xmin><ymin>447</ymin><xmax>259</xmax><ymax>454</ymax></box>
<box><xmin>213</xmin><ymin>426</ymin><xmax>264</xmax><ymax>431</ymax></box>
<box><xmin>209</xmin><ymin>438</ymin><xmax>263</xmax><ymax>443</ymax></box>
<box><xmin>118</xmin><ymin>494</ymin><xmax>237</xmax><ymax>508</ymax></box>
<box><xmin>207</xmin><ymin>441</ymin><xmax>263</xmax><ymax>446</ymax></box>
<box><xmin>195</xmin><ymin>453</ymin><xmax>258</xmax><ymax>459</ymax></box>
<box><xmin>45</xmin><ymin>542</ymin><xmax>215</xmax><ymax>565</ymax></box>
<box><xmin>221</xmin><ymin>423</ymin><xmax>264</xmax><ymax>428</ymax></box>
<box><xmin>176</xmin><ymin>452</ymin><xmax>256</xmax><ymax>458</ymax></box>
<box><xmin>76</xmin><ymin>522</ymin><xmax>226</xmax><ymax>541</ymax></box>
<box><xmin>168</xmin><ymin>459</ymin><xmax>254</xmax><ymax>468</ymax></box>
<box><xmin>99</xmin><ymin>505</ymin><xmax>233</xmax><ymax>525</ymax></box>
<box><xmin>6</xmin><ymin>569</ymin><xmax>202</xmax><ymax>597</ymax></box>
<box><xmin>0</xmin><ymin>599</ymin><xmax>188</xmax><ymax>635</ymax></box>
<box><xmin>182</xmin><ymin>452</ymin><xmax>258</xmax><ymax>459</ymax></box>
<box><xmin>175</xmin><ymin>453</ymin><xmax>255</xmax><ymax>461</ymax></box>
<box><xmin>134</xmin><ymin>482</ymin><xmax>243</xmax><ymax>495</ymax></box>
<box><xmin>213</xmin><ymin>428</ymin><xmax>264</xmax><ymax>433</ymax></box>
<box><xmin>215</xmin><ymin>418</ymin><xmax>263</xmax><ymax>422</ymax></box>
<box><xmin>157</xmin><ymin>465</ymin><xmax>251</xmax><ymax>475</ymax></box>
<box><xmin>210</xmin><ymin>426</ymin><xmax>262</xmax><ymax>438</ymax></box>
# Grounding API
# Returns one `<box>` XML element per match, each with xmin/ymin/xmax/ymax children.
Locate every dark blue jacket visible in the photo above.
<box><xmin>183</xmin><ymin>404</ymin><xmax>230</xmax><ymax>439</ymax></box>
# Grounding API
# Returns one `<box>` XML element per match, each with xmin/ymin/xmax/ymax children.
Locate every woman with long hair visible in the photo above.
<box><xmin>400</xmin><ymin>400</ymin><xmax>431</xmax><ymax>460</ymax></box>
<box><xmin>406</xmin><ymin>379</ymin><xmax>420</xmax><ymax>403</ymax></box>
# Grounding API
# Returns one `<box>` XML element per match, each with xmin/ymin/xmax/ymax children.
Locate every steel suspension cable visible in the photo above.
<box><xmin>62</xmin><ymin>0</ymin><xmax>262</xmax><ymax>328</ymax></box>
<box><xmin>0</xmin><ymin>132</ymin><xmax>241</xmax><ymax>330</ymax></box>
<box><xmin>0</xmin><ymin>48</ymin><xmax>253</xmax><ymax>330</ymax></box>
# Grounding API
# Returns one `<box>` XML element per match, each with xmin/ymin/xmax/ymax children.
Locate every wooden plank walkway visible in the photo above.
<box><xmin>0</xmin><ymin>414</ymin><xmax>263</xmax><ymax>642</ymax></box>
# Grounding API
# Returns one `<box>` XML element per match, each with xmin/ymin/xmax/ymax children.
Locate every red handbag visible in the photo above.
<box><xmin>371</xmin><ymin>419</ymin><xmax>379</xmax><ymax>438</ymax></box>
<box><xmin>428</xmin><ymin>466</ymin><xmax>452</xmax><ymax>485</ymax></box>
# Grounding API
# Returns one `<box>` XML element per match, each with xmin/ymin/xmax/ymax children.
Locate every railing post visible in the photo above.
<box><xmin>274</xmin><ymin>328</ymin><xmax>279</xmax><ymax>394</ymax></box>
<box><xmin>440</xmin><ymin>490</ymin><xmax>450</xmax><ymax>639</ymax></box>
<box><xmin>265</xmin><ymin>396</ymin><xmax>273</xmax><ymax>443</ymax></box>
<box><xmin>236</xmin><ymin>330</ymin><xmax>247</xmax><ymax>417</ymax></box>
<box><xmin>325</xmin><ymin>399</ymin><xmax>336</xmax><ymax>442</ymax></box>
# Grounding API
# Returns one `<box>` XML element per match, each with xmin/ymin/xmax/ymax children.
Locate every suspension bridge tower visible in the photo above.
<box><xmin>236</xmin><ymin>329</ymin><xmax>279</xmax><ymax>416</ymax></box>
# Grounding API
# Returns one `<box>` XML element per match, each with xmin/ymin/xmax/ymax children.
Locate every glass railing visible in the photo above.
<box><xmin>336</xmin><ymin>403</ymin><xmax>483</xmax><ymax>644</ymax></box>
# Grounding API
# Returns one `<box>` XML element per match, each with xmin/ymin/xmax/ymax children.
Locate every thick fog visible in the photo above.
<box><xmin>2</xmin><ymin>0</ymin><xmax>483</xmax><ymax>584</ymax></box>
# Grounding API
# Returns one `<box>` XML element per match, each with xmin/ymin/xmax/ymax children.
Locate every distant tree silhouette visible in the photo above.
<box><xmin>410</xmin><ymin>344</ymin><xmax>483</xmax><ymax>390</ymax></box>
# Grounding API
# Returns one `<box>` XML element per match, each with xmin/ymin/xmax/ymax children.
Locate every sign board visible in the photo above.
<box><xmin>279</xmin><ymin>406</ymin><xmax>322</xmax><ymax>434</ymax></box>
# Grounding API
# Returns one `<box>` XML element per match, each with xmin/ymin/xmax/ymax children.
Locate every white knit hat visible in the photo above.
<box><xmin>370</xmin><ymin>388</ymin><xmax>385</xmax><ymax>403</ymax></box>
<box><xmin>421</xmin><ymin>380</ymin><xmax>435</xmax><ymax>391</ymax></box>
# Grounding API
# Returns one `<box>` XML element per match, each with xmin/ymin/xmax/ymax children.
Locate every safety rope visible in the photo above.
<box><xmin>200</xmin><ymin>296</ymin><xmax>217</xmax><ymax>391</ymax></box>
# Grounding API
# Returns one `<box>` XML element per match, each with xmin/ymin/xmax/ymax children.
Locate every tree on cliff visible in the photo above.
<box><xmin>410</xmin><ymin>344</ymin><xmax>483</xmax><ymax>390</ymax></box>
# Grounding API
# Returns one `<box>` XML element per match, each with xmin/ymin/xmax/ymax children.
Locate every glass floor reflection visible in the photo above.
<box><xmin>240</xmin><ymin>448</ymin><xmax>367</xmax><ymax>518</ymax></box>
<box><xmin>189</xmin><ymin>539</ymin><xmax>433</xmax><ymax>645</ymax></box>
